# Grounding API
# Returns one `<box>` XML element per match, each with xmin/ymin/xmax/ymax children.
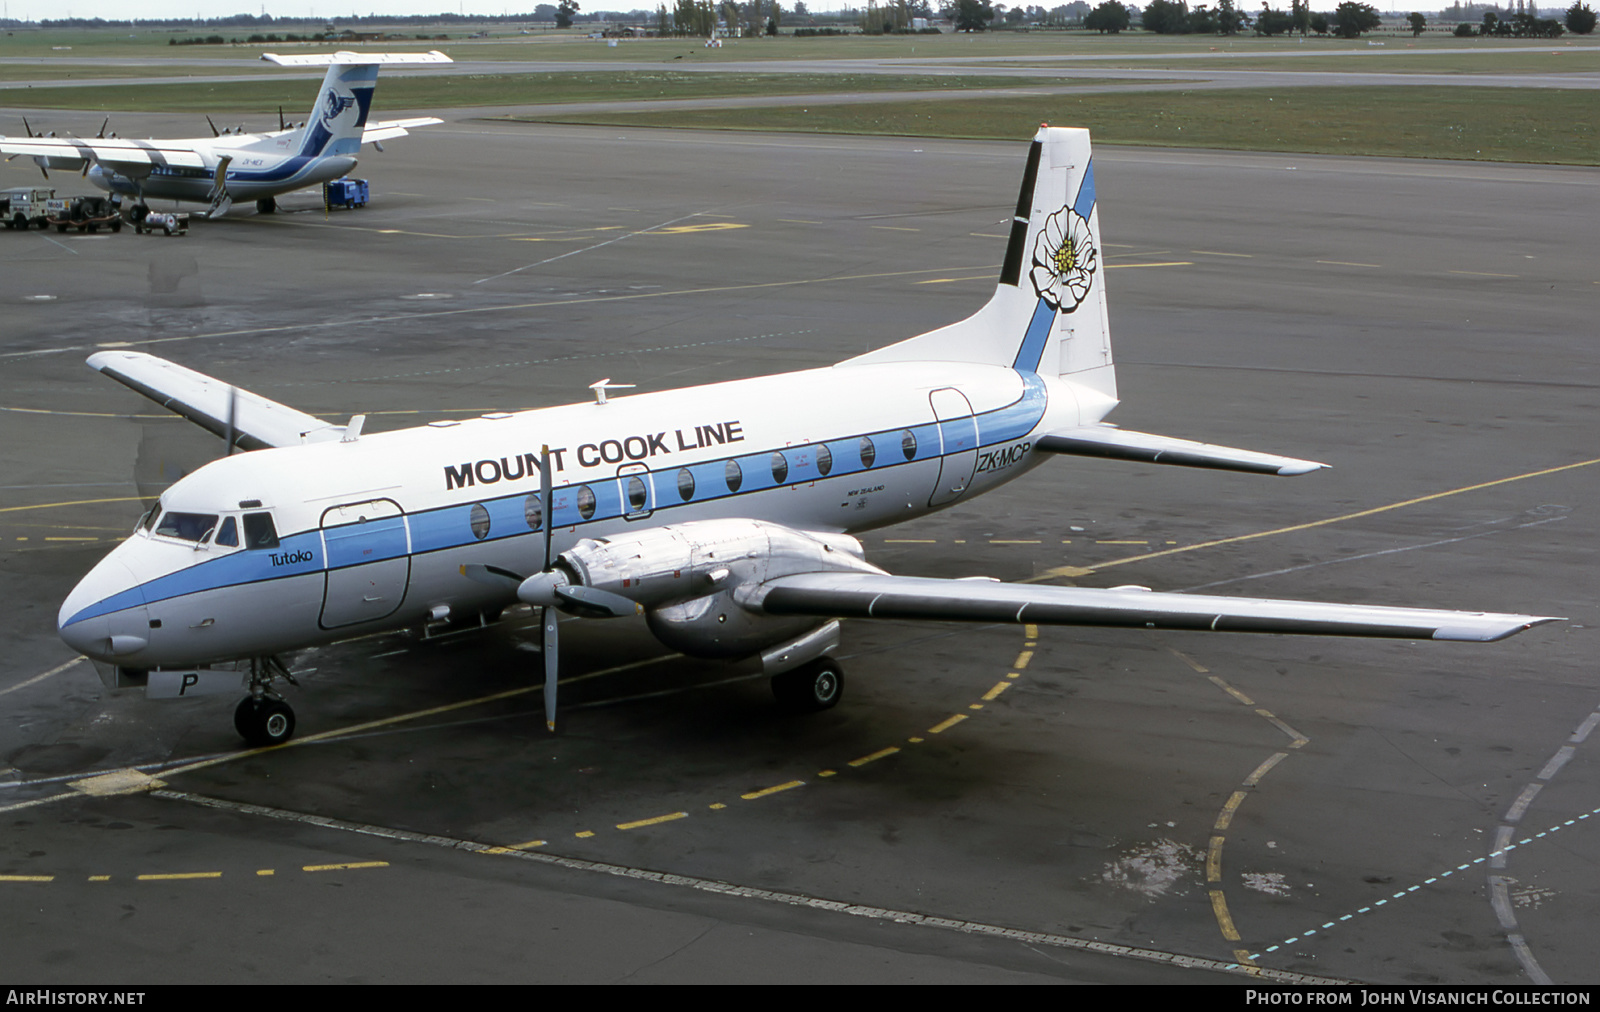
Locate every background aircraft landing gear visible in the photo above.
<box><xmin>235</xmin><ymin>696</ymin><xmax>295</xmax><ymax>747</ymax></box>
<box><xmin>234</xmin><ymin>656</ymin><xmax>298</xmax><ymax>746</ymax></box>
<box><xmin>256</xmin><ymin>197</ymin><xmax>276</xmax><ymax>214</ymax></box>
<box><xmin>771</xmin><ymin>657</ymin><xmax>844</xmax><ymax>713</ymax></box>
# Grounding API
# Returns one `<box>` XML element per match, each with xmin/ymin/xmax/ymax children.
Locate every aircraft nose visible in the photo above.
<box><xmin>58</xmin><ymin>558</ymin><xmax>147</xmax><ymax>662</ymax></box>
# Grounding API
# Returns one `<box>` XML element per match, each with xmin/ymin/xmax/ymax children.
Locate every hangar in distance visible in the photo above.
<box><xmin>56</xmin><ymin>127</ymin><xmax>1559</xmax><ymax>748</ymax></box>
<box><xmin>0</xmin><ymin>50</ymin><xmax>450</xmax><ymax>217</ymax></box>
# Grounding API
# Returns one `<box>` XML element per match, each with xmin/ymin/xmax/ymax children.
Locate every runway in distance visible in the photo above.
<box><xmin>57</xmin><ymin>127</ymin><xmax>1558</xmax><ymax>748</ymax></box>
<box><xmin>0</xmin><ymin>50</ymin><xmax>450</xmax><ymax>217</ymax></box>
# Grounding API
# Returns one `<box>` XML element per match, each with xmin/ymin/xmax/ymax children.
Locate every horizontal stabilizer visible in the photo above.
<box><xmin>87</xmin><ymin>351</ymin><xmax>338</xmax><ymax>451</ymax></box>
<box><xmin>362</xmin><ymin>117</ymin><xmax>443</xmax><ymax>145</ymax></box>
<box><xmin>747</xmin><ymin>572</ymin><xmax>1557</xmax><ymax>643</ymax></box>
<box><xmin>1038</xmin><ymin>426</ymin><xmax>1327</xmax><ymax>476</ymax></box>
<box><xmin>260</xmin><ymin>50</ymin><xmax>453</xmax><ymax>67</ymax></box>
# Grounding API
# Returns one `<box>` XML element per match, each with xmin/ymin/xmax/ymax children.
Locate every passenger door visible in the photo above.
<box><xmin>319</xmin><ymin>497</ymin><xmax>411</xmax><ymax>629</ymax></box>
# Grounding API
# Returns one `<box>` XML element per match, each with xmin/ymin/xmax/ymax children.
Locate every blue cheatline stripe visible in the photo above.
<box><xmin>1011</xmin><ymin>297</ymin><xmax>1056</xmax><ymax>373</ymax></box>
<box><xmin>65</xmin><ymin>375</ymin><xmax>1054</xmax><ymax>628</ymax></box>
<box><xmin>1073</xmin><ymin>160</ymin><xmax>1096</xmax><ymax>221</ymax></box>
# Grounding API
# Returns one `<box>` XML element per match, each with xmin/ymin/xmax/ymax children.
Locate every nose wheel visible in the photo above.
<box><xmin>772</xmin><ymin>658</ymin><xmax>844</xmax><ymax>712</ymax></box>
<box><xmin>235</xmin><ymin>696</ymin><xmax>295</xmax><ymax>747</ymax></box>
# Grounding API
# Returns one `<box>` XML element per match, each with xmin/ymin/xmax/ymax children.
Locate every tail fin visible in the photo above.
<box><xmin>259</xmin><ymin>51</ymin><xmax>451</xmax><ymax>159</ymax></box>
<box><xmin>841</xmin><ymin>126</ymin><xmax>1115</xmax><ymax>401</ymax></box>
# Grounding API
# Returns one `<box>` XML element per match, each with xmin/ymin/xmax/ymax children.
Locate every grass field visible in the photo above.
<box><xmin>0</xmin><ymin>71</ymin><xmax>1140</xmax><ymax>113</ymax></box>
<box><xmin>532</xmin><ymin>86</ymin><xmax>1600</xmax><ymax>164</ymax></box>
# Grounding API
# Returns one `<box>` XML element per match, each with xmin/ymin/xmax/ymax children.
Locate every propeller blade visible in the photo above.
<box><xmin>223</xmin><ymin>385</ymin><xmax>238</xmax><ymax>455</ymax></box>
<box><xmin>98</xmin><ymin>117</ymin><xmax>109</xmax><ymax>139</ymax></box>
<box><xmin>278</xmin><ymin>106</ymin><xmax>286</xmax><ymax>131</ymax></box>
<box><xmin>22</xmin><ymin>116</ymin><xmax>32</xmax><ymax>138</ymax></box>
<box><xmin>206</xmin><ymin>115</ymin><xmax>219</xmax><ymax>138</ymax></box>
<box><xmin>539</xmin><ymin>444</ymin><xmax>553</xmax><ymax>571</ymax></box>
<box><xmin>459</xmin><ymin>563</ymin><xmax>524</xmax><ymax>588</ymax></box>
<box><xmin>554</xmin><ymin>584</ymin><xmax>641</xmax><ymax>619</ymax></box>
<box><xmin>542</xmin><ymin>606</ymin><xmax>559</xmax><ymax>732</ymax></box>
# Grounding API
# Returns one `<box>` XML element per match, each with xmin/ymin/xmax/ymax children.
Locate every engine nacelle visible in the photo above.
<box><xmin>553</xmin><ymin>519</ymin><xmax>882</xmax><ymax>660</ymax></box>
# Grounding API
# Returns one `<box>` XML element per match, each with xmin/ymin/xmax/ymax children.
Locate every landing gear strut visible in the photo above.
<box><xmin>771</xmin><ymin>657</ymin><xmax>844</xmax><ymax>713</ymax></box>
<box><xmin>234</xmin><ymin>656</ymin><xmax>298</xmax><ymax>746</ymax></box>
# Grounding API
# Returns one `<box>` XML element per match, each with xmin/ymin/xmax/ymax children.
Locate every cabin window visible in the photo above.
<box><xmin>214</xmin><ymin>517</ymin><xmax>239</xmax><ymax>548</ymax></box>
<box><xmin>859</xmin><ymin>436</ymin><xmax>876</xmax><ymax>469</ymax></box>
<box><xmin>816</xmin><ymin>444</ymin><xmax>833</xmax><ymax>477</ymax></box>
<box><xmin>469</xmin><ymin>504</ymin><xmax>491</xmax><ymax>540</ymax></box>
<box><xmin>523</xmin><ymin>493</ymin><xmax>543</xmax><ymax>532</ymax></box>
<box><xmin>901</xmin><ymin>429</ymin><xmax>917</xmax><ymax>461</ymax></box>
<box><xmin>243</xmin><ymin>512</ymin><xmax>279</xmax><ymax>549</ymax></box>
<box><xmin>771</xmin><ymin>452</ymin><xmax>789</xmax><ymax>485</ymax></box>
<box><xmin>576</xmin><ymin>485</ymin><xmax>596</xmax><ymax>520</ymax></box>
<box><xmin>677</xmin><ymin>468</ymin><xmax>696</xmax><ymax>502</ymax></box>
<box><xmin>626</xmin><ymin>475</ymin><xmax>648</xmax><ymax>513</ymax></box>
<box><xmin>724</xmin><ymin>459</ymin><xmax>743</xmax><ymax>493</ymax></box>
<box><xmin>156</xmin><ymin>511</ymin><xmax>219</xmax><ymax>543</ymax></box>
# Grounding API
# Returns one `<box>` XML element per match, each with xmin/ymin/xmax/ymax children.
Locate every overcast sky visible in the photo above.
<box><xmin>5</xmin><ymin>1</ymin><xmax>1439</xmax><ymax>29</ymax></box>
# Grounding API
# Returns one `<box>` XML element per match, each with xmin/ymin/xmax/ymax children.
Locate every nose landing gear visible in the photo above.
<box><xmin>235</xmin><ymin>656</ymin><xmax>299</xmax><ymax>747</ymax></box>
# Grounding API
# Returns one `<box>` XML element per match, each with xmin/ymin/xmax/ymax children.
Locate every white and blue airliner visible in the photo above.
<box><xmin>57</xmin><ymin>127</ymin><xmax>1558</xmax><ymax>747</ymax></box>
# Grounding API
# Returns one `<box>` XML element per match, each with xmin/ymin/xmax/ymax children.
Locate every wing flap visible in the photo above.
<box><xmin>748</xmin><ymin>572</ymin><xmax>1556</xmax><ymax>643</ymax></box>
<box><xmin>1038</xmin><ymin>426</ymin><xmax>1327</xmax><ymax>476</ymax></box>
<box><xmin>88</xmin><ymin>350</ymin><xmax>338</xmax><ymax>451</ymax></box>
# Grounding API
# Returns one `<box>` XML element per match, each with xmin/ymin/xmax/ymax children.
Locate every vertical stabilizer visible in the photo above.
<box><xmin>259</xmin><ymin>51</ymin><xmax>451</xmax><ymax>160</ymax></box>
<box><xmin>840</xmin><ymin>127</ymin><xmax>1115</xmax><ymax>401</ymax></box>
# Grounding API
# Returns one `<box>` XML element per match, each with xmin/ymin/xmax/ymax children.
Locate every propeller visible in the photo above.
<box><xmin>535</xmin><ymin>445</ymin><xmax>558</xmax><ymax>732</ymax></box>
<box><xmin>97</xmin><ymin>117</ymin><xmax>109</xmax><ymax>138</ymax></box>
<box><xmin>222</xmin><ymin>384</ymin><xmax>239</xmax><ymax>456</ymax></box>
<box><xmin>206</xmin><ymin>115</ymin><xmax>220</xmax><ymax>138</ymax></box>
<box><xmin>278</xmin><ymin>106</ymin><xmax>286</xmax><ymax>131</ymax></box>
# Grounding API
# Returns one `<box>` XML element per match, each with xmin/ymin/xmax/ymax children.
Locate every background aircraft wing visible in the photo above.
<box><xmin>744</xmin><ymin>571</ymin><xmax>1556</xmax><ymax>643</ymax></box>
<box><xmin>362</xmin><ymin>117</ymin><xmax>444</xmax><ymax>145</ymax></box>
<box><xmin>0</xmin><ymin>136</ymin><xmax>208</xmax><ymax>172</ymax></box>
<box><xmin>1038</xmin><ymin>425</ymin><xmax>1327</xmax><ymax>476</ymax></box>
<box><xmin>87</xmin><ymin>350</ymin><xmax>340</xmax><ymax>450</ymax></box>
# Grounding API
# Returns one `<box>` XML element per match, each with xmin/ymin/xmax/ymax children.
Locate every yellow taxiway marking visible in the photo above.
<box><xmin>1030</xmin><ymin>456</ymin><xmax>1600</xmax><ymax>582</ymax></box>
<box><xmin>88</xmin><ymin>875</ymin><xmax>111</xmax><ymax>882</ymax></box>
<box><xmin>816</xmin><ymin>770</ymin><xmax>836</xmax><ymax>778</ymax></box>
<box><xmin>0</xmin><ymin>874</ymin><xmax>54</xmax><ymax>883</ymax></box>
<box><xmin>915</xmin><ymin>275</ymin><xmax>997</xmax><ymax>285</ymax></box>
<box><xmin>0</xmin><ymin>656</ymin><xmax>82</xmax><ymax>699</ymax></box>
<box><xmin>574</xmin><ymin>830</ymin><xmax>595</xmax><ymax>839</ymax></box>
<box><xmin>1105</xmin><ymin>262</ymin><xmax>1193</xmax><ymax>269</ymax></box>
<box><xmin>777</xmin><ymin>218</ymin><xmax>821</xmax><ymax>224</ymax></box>
<box><xmin>43</xmin><ymin>536</ymin><xmax>98</xmax><ymax>541</ymax></box>
<box><xmin>1316</xmin><ymin>260</ymin><xmax>1381</xmax><ymax>268</ymax></box>
<box><xmin>303</xmin><ymin>861</ymin><xmax>389</xmax><ymax>872</ymax></box>
<box><xmin>256</xmin><ymin>870</ymin><xmax>274</xmax><ymax>876</ymax></box>
<box><xmin>1243</xmin><ymin>752</ymin><xmax>1290</xmax><ymax>787</ymax></box>
<box><xmin>870</xmin><ymin>225</ymin><xmax>920</xmax><ymax>232</ymax></box>
<box><xmin>1096</xmin><ymin>539</ymin><xmax>1147</xmax><ymax>545</ymax></box>
<box><xmin>968</xmin><ymin>703</ymin><xmax>985</xmax><ymax>710</ymax></box>
<box><xmin>616</xmin><ymin>812</ymin><xmax>688</xmax><ymax>830</ymax></box>
<box><xmin>68</xmin><ymin>769</ymin><xmax>166</xmax><ymax>797</ymax></box>
<box><xmin>0</xmin><ymin>496</ymin><xmax>144</xmax><ymax>515</ymax></box>
<box><xmin>1449</xmin><ymin>270</ymin><xmax>1517</xmax><ymax>278</ymax></box>
<box><xmin>981</xmin><ymin>680</ymin><xmax>1012</xmax><ymax>702</ymax></box>
<box><xmin>1013</xmin><ymin>650</ymin><xmax>1033</xmax><ymax>670</ymax></box>
<box><xmin>1166</xmin><ymin>648</ymin><xmax>1209</xmax><ymax>674</ymax></box>
<box><xmin>1256</xmin><ymin>709</ymin><xmax>1310</xmax><ymax>747</ymax></box>
<box><xmin>741</xmin><ymin>780</ymin><xmax>804</xmax><ymax>801</ymax></box>
<box><xmin>848</xmin><ymin>747</ymin><xmax>900</xmax><ymax>767</ymax></box>
<box><xmin>138</xmin><ymin>872</ymin><xmax>221</xmax><ymax>881</ymax></box>
<box><xmin>1209</xmin><ymin>676</ymin><xmax>1254</xmax><ymax>707</ymax></box>
<box><xmin>710</xmin><ymin>801</ymin><xmax>728</xmax><ymax>808</ymax></box>
<box><xmin>989</xmin><ymin>539</ymin><xmax>1040</xmax><ymax>544</ymax></box>
<box><xmin>1207</xmin><ymin>835</ymin><xmax>1226</xmax><ymax>883</ymax></box>
<box><xmin>648</xmin><ymin>222</ymin><xmax>748</xmax><ymax>234</ymax></box>
<box><xmin>1192</xmin><ymin>250</ymin><xmax>1253</xmax><ymax>257</ymax></box>
<box><xmin>1215</xmin><ymin>791</ymin><xmax>1248</xmax><ymax>832</ymax></box>
<box><xmin>884</xmin><ymin>538</ymin><xmax>938</xmax><ymax>543</ymax></box>
<box><xmin>1210</xmin><ymin>890</ymin><xmax>1242</xmax><ymax>942</ymax></box>
<box><xmin>928</xmin><ymin>714</ymin><xmax>967</xmax><ymax>734</ymax></box>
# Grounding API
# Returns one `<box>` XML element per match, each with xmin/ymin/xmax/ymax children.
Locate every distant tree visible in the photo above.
<box><xmin>794</xmin><ymin>0</ymin><xmax>810</xmax><ymax>12</ymax></box>
<box><xmin>1187</xmin><ymin>2</ymin><xmax>1219</xmax><ymax>31</ymax></box>
<box><xmin>1141</xmin><ymin>0</ymin><xmax>1189</xmax><ymax>30</ymax></box>
<box><xmin>1290</xmin><ymin>0</ymin><xmax>1310</xmax><ymax>30</ymax></box>
<box><xmin>1453</xmin><ymin>19</ymin><xmax>1476</xmax><ymax>32</ymax></box>
<box><xmin>1407</xmin><ymin>10</ymin><xmax>1426</xmax><ymax>32</ymax></box>
<box><xmin>1567</xmin><ymin>0</ymin><xmax>1597</xmax><ymax>30</ymax></box>
<box><xmin>1308</xmin><ymin>10</ymin><xmax>1328</xmax><ymax>31</ymax></box>
<box><xmin>556</xmin><ymin>0</ymin><xmax>581</xmax><ymax>27</ymax></box>
<box><xmin>948</xmin><ymin>0</ymin><xmax>998</xmax><ymax>29</ymax></box>
<box><xmin>1332</xmin><ymin>0</ymin><xmax>1379</xmax><ymax>35</ymax></box>
<box><xmin>1218</xmin><ymin>0</ymin><xmax>1249</xmax><ymax>32</ymax></box>
<box><xmin>1255</xmin><ymin>3</ymin><xmax>1295</xmax><ymax>32</ymax></box>
<box><xmin>1084</xmin><ymin>0</ymin><xmax>1132</xmax><ymax>29</ymax></box>
<box><xmin>1481</xmin><ymin>9</ymin><xmax>1499</xmax><ymax>31</ymax></box>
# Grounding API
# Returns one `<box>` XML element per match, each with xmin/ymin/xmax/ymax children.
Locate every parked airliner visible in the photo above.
<box><xmin>1</xmin><ymin>51</ymin><xmax>450</xmax><ymax>217</ymax></box>
<box><xmin>57</xmin><ymin>127</ymin><xmax>1556</xmax><ymax>747</ymax></box>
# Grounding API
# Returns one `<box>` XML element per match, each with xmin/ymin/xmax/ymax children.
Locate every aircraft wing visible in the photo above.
<box><xmin>743</xmin><ymin>572</ymin><xmax>1557</xmax><ymax>643</ymax></box>
<box><xmin>87</xmin><ymin>350</ymin><xmax>340</xmax><ymax>450</ymax></box>
<box><xmin>363</xmin><ymin>117</ymin><xmax>444</xmax><ymax>145</ymax></box>
<box><xmin>0</xmin><ymin>136</ymin><xmax>207</xmax><ymax>172</ymax></box>
<box><xmin>1038</xmin><ymin>425</ymin><xmax>1327</xmax><ymax>476</ymax></box>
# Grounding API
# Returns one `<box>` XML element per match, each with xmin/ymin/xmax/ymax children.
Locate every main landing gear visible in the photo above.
<box><xmin>771</xmin><ymin>657</ymin><xmax>844</xmax><ymax>713</ymax></box>
<box><xmin>256</xmin><ymin>196</ymin><xmax>276</xmax><ymax>214</ymax></box>
<box><xmin>235</xmin><ymin>656</ymin><xmax>298</xmax><ymax>747</ymax></box>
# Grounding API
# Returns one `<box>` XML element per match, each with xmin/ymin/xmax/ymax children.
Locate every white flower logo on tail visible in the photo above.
<box><xmin>1030</xmin><ymin>208</ymin><xmax>1098</xmax><ymax>312</ymax></box>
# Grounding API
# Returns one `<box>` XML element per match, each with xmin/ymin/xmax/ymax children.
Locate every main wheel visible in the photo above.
<box><xmin>234</xmin><ymin>696</ymin><xmax>296</xmax><ymax>747</ymax></box>
<box><xmin>771</xmin><ymin>658</ymin><xmax>844</xmax><ymax>712</ymax></box>
<box><xmin>256</xmin><ymin>197</ymin><xmax>276</xmax><ymax>214</ymax></box>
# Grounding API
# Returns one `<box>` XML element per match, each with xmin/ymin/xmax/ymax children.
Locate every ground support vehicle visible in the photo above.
<box><xmin>322</xmin><ymin>177</ymin><xmax>369</xmax><ymax>210</ymax></box>
<box><xmin>47</xmin><ymin>196</ymin><xmax>123</xmax><ymax>233</ymax></box>
<box><xmin>134</xmin><ymin>211</ymin><xmax>189</xmax><ymax>236</ymax></box>
<box><xmin>2</xmin><ymin>187</ymin><xmax>69</xmax><ymax>229</ymax></box>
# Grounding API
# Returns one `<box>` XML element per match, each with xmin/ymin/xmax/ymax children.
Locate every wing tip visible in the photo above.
<box><xmin>1433</xmin><ymin>615</ymin><xmax>1564</xmax><ymax>642</ymax></box>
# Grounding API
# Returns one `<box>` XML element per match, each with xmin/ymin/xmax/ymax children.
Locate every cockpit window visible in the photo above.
<box><xmin>154</xmin><ymin>511</ymin><xmax>218</xmax><ymax>543</ymax></box>
<box><xmin>214</xmin><ymin>516</ymin><xmax>239</xmax><ymax>548</ymax></box>
<box><xmin>242</xmin><ymin>512</ymin><xmax>279</xmax><ymax>550</ymax></box>
<box><xmin>141</xmin><ymin>504</ymin><xmax>163</xmax><ymax>532</ymax></box>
